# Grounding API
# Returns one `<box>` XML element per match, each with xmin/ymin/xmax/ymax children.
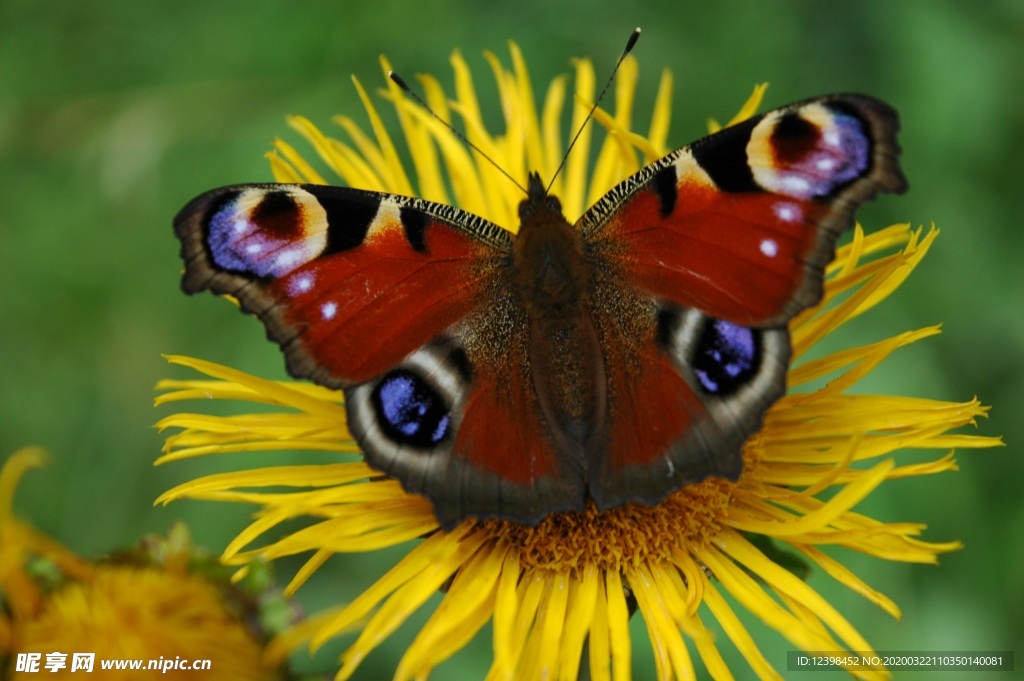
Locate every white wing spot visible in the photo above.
<box><xmin>773</xmin><ymin>202</ymin><xmax>800</xmax><ymax>222</ymax></box>
<box><xmin>824</xmin><ymin>129</ymin><xmax>841</xmax><ymax>147</ymax></box>
<box><xmin>288</xmin><ymin>272</ymin><xmax>315</xmax><ymax>297</ymax></box>
<box><xmin>321</xmin><ymin>301</ymin><xmax>337</xmax><ymax>320</ymax></box>
<box><xmin>816</xmin><ymin>157</ymin><xmax>835</xmax><ymax>170</ymax></box>
<box><xmin>244</xmin><ymin>243</ymin><xmax>263</xmax><ymax>255</ymax></box>
<box><xmin>760</xmin><ymin>238</ymin><xmax>779</xmax><ymax>258</ymax></box>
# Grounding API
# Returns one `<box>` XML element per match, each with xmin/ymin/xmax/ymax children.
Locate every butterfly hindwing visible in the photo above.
<box><xmin>586</xmin><ymin>300</ymin><xmax>791</xmax><ymax>509</ymax></box>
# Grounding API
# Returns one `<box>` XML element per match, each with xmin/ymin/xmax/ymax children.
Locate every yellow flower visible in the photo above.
<box><xmin>0</xmin><ymin>449</ymin><xmax>282</xmax><ymax>680</ymax></box>
<box><xmin>157</xmin><ymin>45</ymin><xmax>1001</xmax><ymax>680</ymax></box>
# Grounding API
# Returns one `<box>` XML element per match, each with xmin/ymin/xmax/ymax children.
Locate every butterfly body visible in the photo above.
<box><xmin>175</xmin><ymin>94</ymin><xmax>906</xmax><ymax>529</ymax></box>
<box><xmin>511</xmin><ymin>174</ymin><xmax>607</xmax><ymax>466</ymax></box>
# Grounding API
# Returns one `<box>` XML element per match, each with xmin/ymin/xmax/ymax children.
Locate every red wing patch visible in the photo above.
<box><xmin>454</xmin><ymin>368</ymin><xmax>560</xmax><ymax>484</ymax></box>
<box><xmin>598</xmin><ymin>183</ymin><xmax>826</xmax><ymax>325</ymax></box>
<box><xmin>603</xmin><ymin>345</ymin><xmax>701</xmax><ymax>471</ymax></box>
<box><xmin>268</xmin><ymin>222</ymin><xmax>499</xmax><ymax>383</ymax></box>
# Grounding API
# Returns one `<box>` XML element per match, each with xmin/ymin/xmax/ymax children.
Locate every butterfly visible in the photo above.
<box><xmin>174</xmin><ymin>93</ymin><xmax>906</xmax><ymax>529</ymax></box>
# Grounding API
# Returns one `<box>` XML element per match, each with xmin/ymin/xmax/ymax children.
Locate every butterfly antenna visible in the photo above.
<box><xmin>388</xmin><ymin>70</ymin><xmax>529</xmax><ymax>195</ymax></box>
<box><xmin>545</xmin><ymin>27</ymin><xmax>641</xmax><ymax>194</ymax></box>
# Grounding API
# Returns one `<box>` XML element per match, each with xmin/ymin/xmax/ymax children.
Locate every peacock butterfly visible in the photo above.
<box><xmin>174</xmin><ymin>86</ymin><xmax>906</xmax><ymax>529</ymax></box>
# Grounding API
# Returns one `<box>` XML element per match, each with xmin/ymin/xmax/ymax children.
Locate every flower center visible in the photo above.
<box><xmin>481</xmin><ymin>478</ymin><xmax>735</xmax><ymax>575</ymax></box>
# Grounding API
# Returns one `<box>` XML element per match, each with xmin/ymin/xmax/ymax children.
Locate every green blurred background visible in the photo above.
<box><xmin>1</xmin><ymin>0</ymin><xmax>1020</xmax><ymax>678</ymax></box>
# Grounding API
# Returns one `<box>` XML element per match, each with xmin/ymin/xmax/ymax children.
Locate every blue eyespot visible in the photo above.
<box><xmin>373</xmin><ymin>370</ymin><xmax>451</xmax><ymax>448</ymax></box>
<box><xmin>693</xmin><ymin>320</ymin><xmax>759</xmax><ymax>396</ymax></box>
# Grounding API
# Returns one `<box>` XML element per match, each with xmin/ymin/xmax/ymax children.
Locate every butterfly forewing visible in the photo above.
<box><xmin>579</xmin><ymin>94</ymin><xmax>906</xmax><ymax>325</ymax></box>
<box><xmin>175</xmin><ymin>183</ymin><xmax>513</xmax><ymax>385</ymax></box>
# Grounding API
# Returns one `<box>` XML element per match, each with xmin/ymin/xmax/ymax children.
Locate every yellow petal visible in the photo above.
<box><xmin>397</xmin><ymin>540</ymin><xmax>507</xmax><ymax>679</ymax></box>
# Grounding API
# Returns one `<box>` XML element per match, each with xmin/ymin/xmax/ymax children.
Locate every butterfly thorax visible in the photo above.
<box><xmin>513</xmin><ymin>174</ymin><xmax>588</xmax><ymax>314</ymax></box>
<box><xmin>512</xmin><ymin>173</ymin><xmax>607</xmax><ymax>460</ymax></box>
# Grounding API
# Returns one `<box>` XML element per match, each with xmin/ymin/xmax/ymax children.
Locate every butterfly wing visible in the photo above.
<box><xmin>578</xmin><ymin>95</ymin><xmax>906</xmax><ymax>508</ymax></box>
<box><xmin>174</xmin><ymin>183</ymin><xmax>582</xmax><ymax>528</ymax></box>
